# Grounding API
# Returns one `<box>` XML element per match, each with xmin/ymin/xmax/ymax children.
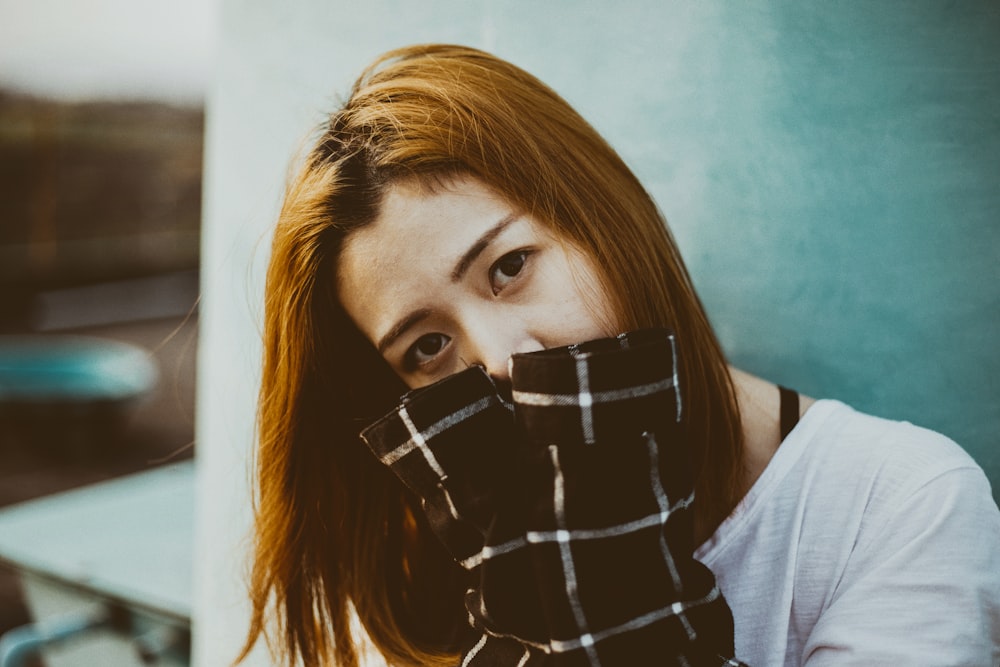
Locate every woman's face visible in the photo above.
<box><xmin>337</xmin><ymin>174</ymin><xmax>618</xmax><ymax>389</ymax></box>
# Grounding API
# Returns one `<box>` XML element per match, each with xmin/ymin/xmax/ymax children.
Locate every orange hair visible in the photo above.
<box><xmin>240</xmin><ymin>44</ymin><xmax>742</xmax><ymax>666</ymax></box>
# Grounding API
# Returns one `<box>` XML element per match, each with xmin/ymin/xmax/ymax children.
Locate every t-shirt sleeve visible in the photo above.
<box><xmin>802</xmin><ymin>460</ymin><xmax>1000</xmax><ymax>665</ymax></box>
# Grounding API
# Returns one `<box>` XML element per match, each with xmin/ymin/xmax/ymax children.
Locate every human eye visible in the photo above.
<box><xmin>403</xmin><ymin>332</ymin><xmax>451</xmax><ymax>370</ymax></box>
<box><xmin>489</xmin><ymin>250</ymin><xmax>530</xmax><ymax>296</ymax></box>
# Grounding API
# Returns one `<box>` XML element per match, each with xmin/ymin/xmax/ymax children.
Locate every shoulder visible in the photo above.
<box><xmin>790</xmin><ymin>402</ymin><xmax>1000</xmax><ymax>662</ymax></box>
<box><xmin>818</xmin><ymin>400</ymin><xmax>997</xmax><ymax>547</ymax></box>
<box><xmin>793</xmin><ymin>399</ymin><xmax>988</xmax><ymax>503</ymax></box>
<box><xmin>706</xmin><ymin>399</ymin><xmax>993</xmax><ymax>551</ymax></box>
<box><xmin>791</xmin><ymin>400</ymin><xmax>997</xmax><ymax>546</ymax></box>
<box><xmin>699</xmin><ymin>400</ymin><xmax>1000</xmax><ymax>662</ymax></box>
<box><xmin>760</xmin><ymin>399</ymin><xmax>1000</xmax><ymax>601</ymax></box>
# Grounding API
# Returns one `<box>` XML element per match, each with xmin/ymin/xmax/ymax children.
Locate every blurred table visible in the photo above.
<box><xmin>0</xmin><ymin>462</ymin><xmax>192</xmax><ymax>666</ymax></box>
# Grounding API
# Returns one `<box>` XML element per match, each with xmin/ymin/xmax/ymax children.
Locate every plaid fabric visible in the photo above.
<box><xmin>361</xmin><ymin>329</ymin><xmax>747</xmax><ymax>666</ymax></box>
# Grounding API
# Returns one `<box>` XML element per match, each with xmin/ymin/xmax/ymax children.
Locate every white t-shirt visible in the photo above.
<box><xmin>695</xmin><ymin>399</ymin><xmax>1000</xmax><ymax>666</ymax></box>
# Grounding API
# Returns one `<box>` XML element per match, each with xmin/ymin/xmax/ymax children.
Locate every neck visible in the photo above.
<box><xmin>693</xmin><ymin>367</ymin><xmax>814</xmax><ymax>546</ymax></box>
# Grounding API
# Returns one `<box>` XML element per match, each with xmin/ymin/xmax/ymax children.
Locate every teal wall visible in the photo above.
<box><xmin>497</xmin><ymin>3</ymin><xmax>1000</xmax><ymax>497</ymax></box>
<box><xmin>673</xmin><ymin>4</ymin><xmax>999</xmax><ymax>495</ymax></box>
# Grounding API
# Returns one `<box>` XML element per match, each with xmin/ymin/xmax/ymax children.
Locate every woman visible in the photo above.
<box><xmin>241</xmin><ymin>44</ymin><xmax>1000</xmax><ymax>666</ymax></box>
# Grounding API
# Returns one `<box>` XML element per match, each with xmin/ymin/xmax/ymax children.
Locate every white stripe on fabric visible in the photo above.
<box><xmin>516</xmin><ymin>647</ymin><xmax>531</xmax><ymax>667</ymax></box>
<box><xmin>576</xmin><ymin>358</ymin><xmax>595</xmax><ymax>444</ymax></box>
<box><xmin>462</xmin><ymin>494</ymin><xmax>694</xmax><ymax>569</ymax></box>
<box><xmin>549</xmin><ymin>445</ymin><xmax>602</xmax><ymax>666</ymax></box>
<box><xmin>669</xmin><ymin>333</ymin><xmax>682</xmax><ymax>422</ymax></box>
<box><xmin>526</xmin><ymin>506</ymin><xmax>670</xmax><ymax>543</ymax></box>
<box><xmin>438</xmin><ymin>481</ymin><xmax>463</xmax><ymax>522</ymax></box>
<box><xmin>645</xmin><ymin>432</ymin><xmax>695</xmax><ymax>641</ymax></box>
<box><xmin>548</xmin><ymin>585</ymin><xmax>723</xmax><ymax>654</ymax></box>
<box><xmin>539</xmin><ymin>492</ymin><xmax>692</xmax><ymax>543</ymax></box>
<box><xmin>381</xmin><ymin>396</ymin><xmax>496</xmax><ymax>465</ymax></box>
<box><xmin>645</xmin><ymin>433</ymin><xmax>684</xmax><ymax>589</ymax></box>
<box><xmin>460</xmin><ymin>535</ymin><xmax>529</xmax><ymax>569</ymax></box>
<box><xmin>512</xmin><ymin>377</ymin><xmax>674</xmax><ymax>408</ymax></box>
<box><xmin>461</xmin><ymin>633</ymin><xmax>489</xmax><ymax>667</ymax></box>
<box><xmin>466</xmin><ymin>597</ymin><xmax>476</xmax><ymax>628</ymax></box>
<box><xmin>398</xmin><ymin>405</ymin><xmax>447</xmax><ymax>478</ymax></box>
<box><xmin>398</xmin><ymin>405</ymin><xmax>463</xmax><ymax>522</ymax></box>
<box><xmin>478</xmin><ymin>626</ymin><xmax>551</xmax><ymax>653</ymax></box>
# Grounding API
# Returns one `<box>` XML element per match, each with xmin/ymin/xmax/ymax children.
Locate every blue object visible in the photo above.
<box><xmin>0</xmin><ymin>336</ymin><xmax>157</xmax><ymax>403</ymax></box>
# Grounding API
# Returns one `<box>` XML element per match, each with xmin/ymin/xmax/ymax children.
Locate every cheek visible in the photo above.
<box><xmin>565</xmin><ymin>289</ymin><xmax>618</xmax><ymax>342</ymax></box>
<box><xmin>564</xmin><ymin>251</ymin><xmax>619</xmax><ymax>332</ymax></box>
<box><xmin>536</xmin><ymin>251</ymin><xmax>619</xmax><ymax>342</ymax></box>
<box><xmin>574</xmin><ymin>273</ymin><xmax>618</xmax><ymax>334</ymax></box>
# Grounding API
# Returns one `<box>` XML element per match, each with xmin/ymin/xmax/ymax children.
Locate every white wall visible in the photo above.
<box><xmin>195</xmin><ymin>2</ymin><xmax>1000</xmax><ymax>665</ymax></box>
<box><xmin>0</xmin><ymin>0</ymin><xmax>216</xmax><ymax>103</ymax></box>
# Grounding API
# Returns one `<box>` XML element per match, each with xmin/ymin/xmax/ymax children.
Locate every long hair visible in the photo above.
<box><xmin>240</xmin><ymin>44</ymin><xmax>743</xmax><ymax>667</ymax></box>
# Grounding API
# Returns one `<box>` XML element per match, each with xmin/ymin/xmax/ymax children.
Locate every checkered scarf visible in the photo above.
<box><xmin>361</xmin><ymin>329</ymin><xmax>747</xmax><ymax>666</ymax></box>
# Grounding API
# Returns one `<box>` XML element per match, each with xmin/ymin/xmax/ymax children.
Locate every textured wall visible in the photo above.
<box><xmin>197</xmin><ymin>2</ymin><xmax>999</xmax><ymax>664</ymax></box>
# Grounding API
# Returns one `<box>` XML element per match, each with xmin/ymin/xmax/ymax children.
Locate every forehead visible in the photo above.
<box><xmin>335</xmin><ymin>176</ymin><xmax>518</xmax><ymax>333</ymax></box>
<box><xmin>344</xmin><ymin>176</ymin><xmax>510</xmax><ymax>262</ymax></box>
<box><xmin>337</xmin><ymin>178</ymin><xmax>507</xmax><ymax>296</ymax></box>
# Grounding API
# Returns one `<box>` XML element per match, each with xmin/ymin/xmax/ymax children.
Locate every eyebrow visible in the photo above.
<box><xmin>376</xmin><ymin>307</ymin><xmax>433</xmax><ymax>354</ymax></box>
<box><xmin>449</xmin><ymin>212</ymin><xmax>519</xmax><ymax>282</ymax></box>
<box><xmin>376</xmin><ymin>213</ymin><xmax>519</xmax><ymax>355</ymax></box>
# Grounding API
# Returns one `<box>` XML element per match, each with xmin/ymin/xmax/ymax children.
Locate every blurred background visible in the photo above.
<box><xmin>0</xmin><ymin>0</ymin><xmax>214</xmax><ymax>659</ymax></box>
<box><xmin>0</xmin><ymin>1</ymin><xmax>997</xmax><ymax>666</ymax></box>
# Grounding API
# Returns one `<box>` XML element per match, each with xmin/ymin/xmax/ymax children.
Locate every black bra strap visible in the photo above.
<box><xmin>778</xmin><ymin>385</ymin><xmax>800</xmax><ymax>441</ymax></box>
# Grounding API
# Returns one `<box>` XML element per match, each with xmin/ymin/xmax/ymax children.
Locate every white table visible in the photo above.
<box><xmin>0</xmin><ymin>462</ymin><xmax>193</xmax><ymax>666</ymax></box>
